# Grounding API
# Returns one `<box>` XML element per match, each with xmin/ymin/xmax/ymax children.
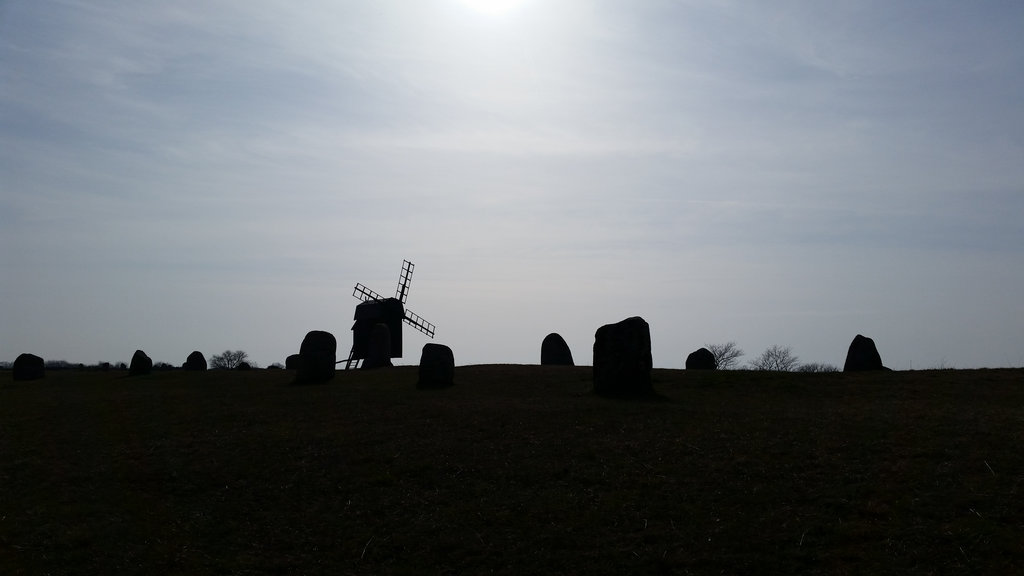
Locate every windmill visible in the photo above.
<box><xmin>344</xmin><ymin>260</ymin><xmax>435</xmax><ymax>369</ymax></box>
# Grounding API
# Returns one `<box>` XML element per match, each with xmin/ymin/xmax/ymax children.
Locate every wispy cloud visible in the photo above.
<box><xmin>2</xmin><ymin>0</ymin><xmax>1022</xmax><ymax>369</ymax></box>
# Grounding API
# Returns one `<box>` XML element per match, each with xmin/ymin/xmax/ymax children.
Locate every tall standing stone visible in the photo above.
<box><xmin>129</xmin><ymin>350</ymin><xmax>153</xmax><ymax>376</ymax></box>
<box><xmin>541</xmin><ymin>333</ymin><xmax>574</xmax><ymax>366</ymax></box>
<box><xmin>686</xmin><ymin>347</ymin><xmax>717</xmax><ymax>370</ymax></box>
<box><xmin>183</xmin><ymin>351</ymin><xmax>207</xmax><ymax>371</ymax></box>
<box><xmin>593</xmin><ymin>316</ymin><xmax>653</xmax><ymax>397</ymax></box>
<box><xmin>417</xmin><ymin>343</ymin><xmax>454</xmax><ymax>389</ymax></box>
<box><xmin>362</xmin><ymin>323</ymin><xmax>393</xmax><ymax>370</ymax></box>
<box><xmin>843</xmin><ymin>334</ymin><xmax>886</xmax><ymax>372</ymax></box>
<box><xmin>295</xmin><ymin>330</ymin><xmax>336</xmax><ymax>384</ymax></box>
<box><xmin>12</xmin><ymin>353</ymin><xmax>45</xmax><ymax>381</ymax></box>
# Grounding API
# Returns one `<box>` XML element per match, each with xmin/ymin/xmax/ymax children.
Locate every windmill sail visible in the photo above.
<box><xmin>395</xmin><ymin>260</ymin><xmax>414</xmax><ymax>304</ymax></box>
<box><xmin>403</xmin><ymin>308</ymin><xmax>435</xmax><ymax>338</ymax></box>
<box><xmin>353</xmin><ymin>283</ymin><xmax>386</xmax><ymax>302</ymax></box>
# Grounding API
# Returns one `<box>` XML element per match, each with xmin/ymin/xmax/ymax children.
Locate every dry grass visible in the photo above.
<box><xmin>1</xmin><ymin>366</ymin><xmax>1022</xmax><ymax>575</ymax></box>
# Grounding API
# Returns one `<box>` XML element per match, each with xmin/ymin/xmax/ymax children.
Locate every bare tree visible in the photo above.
<box><xmin>705</xmin><ymin>342</ymin><xmax>745</xmax><ymax>370</ymax></box>
<box><xmin>210</xmin><ymin>350</ymin><xmax>249</xmax><ymax>370</ymax></box>
<box><xmin>750</xmin><ymin>345</ymin><xmax>799</xmax><ymax>371</ymax></box>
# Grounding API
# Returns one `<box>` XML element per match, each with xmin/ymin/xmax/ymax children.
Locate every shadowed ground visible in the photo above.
<box><xmin>1</xmin><ymin>366</ymin><xmax>1022</xmax><ymax>575</ymax></box>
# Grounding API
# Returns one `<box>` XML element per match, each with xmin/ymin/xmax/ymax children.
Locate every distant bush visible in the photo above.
<box><xmin>0</xmin><ymin>361</ymin><xmax>12</xmax><ymax>370</ymax></box>
<box><xmin>210</xmin><ymin>350</ymin><xmax>250</xmax><ymax>370</ymax></box>
<box><xmin>750</xmin><ymin>345</ymin><xmax>799</xmax><ymax>372</ymax></box>
<box><xmin>154</xmin><ymin>362</ymin><xmax>175</xmax><ymax>371</ymax></box>
<box><xmin>705</xmin><ymin>342</ymin><xmax>744</xmax><ymax>370</ymax></box>
<box><xmin>77</xmin><ymin>360</ymin><xmax>115</xmax><ymax>368</ymax></box>
<box><xmin>798</xmin><ymin>363</ymin><xmax>839</xmax><ymax>373</ymax></box>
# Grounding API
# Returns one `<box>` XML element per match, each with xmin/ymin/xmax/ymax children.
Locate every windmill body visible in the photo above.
<box><xmin>347</xmin><ymin>260</ymin><xmax>435</xmax><ymax>368</ymax></box>
<box><xmin>352</xmin><ymin>298</ymin><xmax>405</xmax><ymax>358</ymax></box>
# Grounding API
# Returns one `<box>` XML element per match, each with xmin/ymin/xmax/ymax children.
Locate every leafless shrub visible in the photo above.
<box><xmin>797</xmin><ymin>362</ymin><xmax>839</xmax><ymax>373</ymax></box>
<box><xmin>705</xmin><ymin>342</ymin><xmax>745</xmax><ymax>370</ymax></box>
<box><xmin>210</xmin><ymin>350</ymin><xmax>250</xmax><ymax>370</ymax></box>
<box><xmin>750</xmin><ymin>345</ymin><xmax>799</xmax><ymax>372</ymax></box>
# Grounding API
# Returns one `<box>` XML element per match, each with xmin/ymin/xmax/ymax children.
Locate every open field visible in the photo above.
<box><xmin>1</xmin><ymin>366</ymin><xmax>1022</xmax><ymax>575</ymax></box>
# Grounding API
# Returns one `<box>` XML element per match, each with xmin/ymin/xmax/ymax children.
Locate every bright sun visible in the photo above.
<box><xmin>458</xmin><ymin>0</ymin><xmax>529</xmax><ymax>17</ymax></box>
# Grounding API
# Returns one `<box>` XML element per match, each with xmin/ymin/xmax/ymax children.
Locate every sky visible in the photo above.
<box><xmin>2</xmin><ymin>0</ymin><xmax>1023</xmax><ymax>370</ymax></box>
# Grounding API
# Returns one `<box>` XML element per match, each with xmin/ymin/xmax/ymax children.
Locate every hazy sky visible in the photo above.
<box><xmin>2</xmin><ymin>0</ymin><xmax>1023</xmax><ymax>370</ymax></box>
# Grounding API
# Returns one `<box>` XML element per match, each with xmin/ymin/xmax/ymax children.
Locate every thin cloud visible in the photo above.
<box><xmin>1</xmin><ymin>0</ymin><xmax>1022</xmax><ymax>369</ymax></box>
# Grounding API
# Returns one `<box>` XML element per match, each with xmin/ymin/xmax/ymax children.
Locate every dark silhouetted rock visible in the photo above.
<box><xmin>183</xmin><ymin>351</ymin><xmax>207</xmax><ymax>371</ymax></box>
<box><xmin>285</xmin><ymin>354</ymin><xmax>301</xmax><ymax>370</ymax></box>
<box><xmin>236</xmin><ymin>361</ymin><xmax>252</xmax><ymax>371</ymax></box>
<box><xmin>844</xmin><ymin>334</ymin><xmax>887</xmax><ymax>372</ymax></box>
<box><xmin>593</xmin><ymin>316</ymin><xmax>653</xmax><ymax>397</ymax></box>
<box><xmin>295</xmin><ymin>330</ymin><xmax>336</xmax><ymax>384</ymax></box>
<box><xmin>362</xmin><ymin>323</ymin><xmax>393</xmax><ymax>370</ymax></box>
<box><xmin>541</xmin><ymin>333</ymin><xmax>574</xmax><ymax>366</ymax></box>
<box><xmin>417</xmin><ymin>343</ymin><xmax>454</xmax><ymax>389</ymax></box>
<box><xmin>129</xmin><ymin>350</ymin><xmax>152</xmax><ymax>376</ymax></box>
<box><xmin>12</xmin><ymin>353</ymin><xmax>45</xmax><ymax>381</ymax></box>
<box><xmin>686</xmin><ymin>347</ymin><xmax>717</xmax><ymax>370</ymax></box>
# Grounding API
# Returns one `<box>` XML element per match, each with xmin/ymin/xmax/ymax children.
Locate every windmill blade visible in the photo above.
<box><xmin>353</xmin><ymin>283</ymin><xmax>386</xmax><ymax>302</ymax></box>
<box><xmin>403</xmin><ymin>309</ymin><xmax>435</xmax><ymax>338</ymax></box>
<box><xmin>395</xmin><ymin>259</ymin><xmax>414</xmax><ymax>304</ymax></box>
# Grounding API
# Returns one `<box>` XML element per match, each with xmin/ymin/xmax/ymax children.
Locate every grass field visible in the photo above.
<box><xmin>1</xmin><ymin>366</ymin><xmax>1022</xmax><ymax>575</ymax></box>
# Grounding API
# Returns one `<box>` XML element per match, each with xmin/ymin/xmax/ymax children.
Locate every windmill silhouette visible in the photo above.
<box><xmin>345</xmin><ymin>260</ymin><xmax>435</xmax><ymax>369</ymax></box>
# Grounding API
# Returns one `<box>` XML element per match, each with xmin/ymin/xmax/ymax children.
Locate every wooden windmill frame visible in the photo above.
<box><xmin>345</xmin><ymin>260</ymin><xmax>435</xmax><ymax>369</ymax></box>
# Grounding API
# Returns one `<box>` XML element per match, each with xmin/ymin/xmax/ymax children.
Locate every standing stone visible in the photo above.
<box><xmin>129</xmin><ymin>350</ymin><xmax>153</xmax><ymax>376</ymax></box>
<box><xmin>593</xmin><ymin>316</ymin><xmax>653</xmax><ymax>397</ymax></box>
<box><xmin>362</xmin><ymin>323</ymin><xmax>393</xmax><ymax>370</ymax></box>
<box><xmin>183</xmin><ymin>351</ymin><xmax>207</xmax><ymax>371</ymax></box>
<box><xmin>12</xmin><ymin>353</ymin><xmax>45</xmax><ymax>381</ymax></box>
<box><xmin>541</xmin><ymin>333</ymin><xmax>574</xmax><ymax>366</ymax></box>
<box><xmin>417</xmin><ymin>343</ymin><xmax>454</xmax><ymax>389</ymax></box>
<box><xmin>295</xmin><ymin>330</ymin><xmax>336</xmax><ymax>384</ymax></box>
<box><xmin>686</xmin><ymin>347</ymin><xmax>717</xmax><ymax>370</ymax></box>
<box><xmin>285</xmin><ymin>354</ymin><xmax>301</xmax><ymax>370</ymax></box>
<box><xmin>844</xmin><ymin>334</ymin><xmax>887</xmax><ymax>371</ymax></box>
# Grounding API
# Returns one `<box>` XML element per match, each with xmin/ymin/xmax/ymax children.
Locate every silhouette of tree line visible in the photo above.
<box><xmin>703</xmin><ymin>341</ymin><xmax>838</xmax><ymax>372</ymax></box>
